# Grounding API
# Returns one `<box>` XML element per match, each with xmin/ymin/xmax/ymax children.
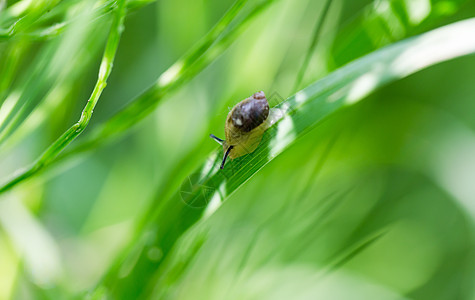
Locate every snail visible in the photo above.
<box><xmin>210</xmin><ymin>91</ymin><xmax>282</xmax><ymax>169</ymax></box>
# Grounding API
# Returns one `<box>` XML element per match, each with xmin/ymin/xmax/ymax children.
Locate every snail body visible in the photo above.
<box><xmin>211</xmin><ymin>91</ymin><xmax>279</xmax><ymax>169</ymax></box>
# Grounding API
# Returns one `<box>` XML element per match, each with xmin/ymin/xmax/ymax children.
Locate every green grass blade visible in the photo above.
<box><xmin>0</xmin><ymin>0</ymin><xmax>61</xmax><ymax>38</ymax></box>
<box><xmin>0</xmin><ymin>0</ymin><xmax>127</xmax><ymax>193</ymax></box>
<box><xmin>0</xmin><ymin>0</ymin><xmax>155</xmax><ymax>41</ymax></box>
<box><xmin>293</xmin><ymin>0</ymin><xmax>332</xmax><ymax>92</ymax></box>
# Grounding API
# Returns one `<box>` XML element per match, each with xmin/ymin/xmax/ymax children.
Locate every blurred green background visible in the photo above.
<box><xmin>1</xmin><ymin>0</ymin><xmax>475</xmax><ymax>299</ymax></box>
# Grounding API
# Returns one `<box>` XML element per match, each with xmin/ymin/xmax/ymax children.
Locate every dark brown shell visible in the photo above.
<box><xmin>230</xmin><ymin>91</ymin><xmax>269</xmax><ymax>132</ymax></box>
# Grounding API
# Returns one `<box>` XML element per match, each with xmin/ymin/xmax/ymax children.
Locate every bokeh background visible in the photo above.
<box><xmin>1</xmin><ymin>0</ymin><xmax>475</xmax><ymax>299</ymax></box>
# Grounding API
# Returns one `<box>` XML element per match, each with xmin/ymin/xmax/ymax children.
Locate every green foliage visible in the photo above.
<box><xmin>0</xmin><ymin>0</ymin><xmax>475</xmax><ymax>299</ymax></box>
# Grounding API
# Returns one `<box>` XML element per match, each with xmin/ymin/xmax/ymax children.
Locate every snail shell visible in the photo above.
<box><xmin>211</xmin><ymin>91</ymin><xmax>282</xmax><ymax>169</ymax></box>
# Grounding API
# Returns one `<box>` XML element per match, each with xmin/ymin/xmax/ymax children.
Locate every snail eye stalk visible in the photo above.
<box><xmin>220</xmin><ymin>146</ymin><xmax>233</xmax><ymax>169</ymax></box>
<box><xmin>209</xmin><ymin>134</ymin><xmax>224</xmax><ymax>145</ymax></box>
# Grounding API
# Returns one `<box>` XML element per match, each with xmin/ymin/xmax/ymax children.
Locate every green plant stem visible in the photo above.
<box><xmin>0</xmin><ymin>0</ymin><xmax>61</xmax><ymax>39</ymax></box>
<box><xmin>293</xmin><ymin>0</ymin><xmax>332</xmax><ymax>92</ymax></box>
<box><xmin>0</xmin><ymin>0</ymin><xmax>127</xmax><ymax>194</ymax></box>
<box><xmin>0</xmin><ymin>0</ymin><xmax>153</xmax><ymax>41</ymax></box>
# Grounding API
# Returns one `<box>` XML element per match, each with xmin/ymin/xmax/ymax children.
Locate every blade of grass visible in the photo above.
<box><xmin>0</xmin><ymin>0</ymin><xmax>127</xmax><ymax>193</ymax></box>
<box><xmin>0</xmin><ymin>48</ymin><xmax>57</xmax><ymax>143</ymax></box>
<box><xmin>106</xmin><ymin>17</ymin><xmax>475</xmax><ymax>297</ymax></box>
<box><xmin>0</xmin><ymin>1</ymin><xmax>114</xmax><ymax>144</ymax></box>
<box><xmin>0</xmin><ymin>0</ymin><xmax>62</xmax><ymax>38</ymax></box>
<box><xmin>0</xmin><ymin>0</ymin><xmax>157</xmax><ymax>41</ymax></box>
<box><xmin>327</xmin><ymin>0</ymin><xmax>473</xmax><ymax>70</ymax></box>
<box><xmin>0</xmin><ymin>41</ymin><xmax>25</xmax><ymax>108</ymax></box>
<box><xmin>293</xmin><ymin>0</ymin><xmax>332</xmax><ymax>92</ymax></box>
<box><xmin>323</xmin><ymin>230</ymin><xmax>387</xmax><ymax>276</ymax></box>
<box><xmin>0</xmin><ymin>0</ymin><xmax>156</xmax><ymax>42</ymax></box>
<box><xmin>0</xmin><ymin>0</ymin><xmax>151</xmax><ymax>147</ymax></box>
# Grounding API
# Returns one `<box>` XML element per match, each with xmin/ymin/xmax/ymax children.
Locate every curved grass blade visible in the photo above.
<box><xmin>293</xmin><ymin>0</ymin><xmax>332</xmax><ymax>92</ymax></box>
<box><xmin>101</xmin><ymin>18</ymin><xmax>475</xmax><ymax>298</ymax></box>
<box><xmin>0</xmin><ymin>0</ymin><xmax>61</xmax><ymax>39</ymax></box>
<box><xmin>0</xmin><ymin>0</ymin><xmax>155</xmax><ymax>147</ymax></box>
<box><xmin>0</xmin><ymin>0</ymin><xmax>155</xmax><ymax>40</ymax></box>
<box><xmin>327</xmin><ymin>0</ymin><xmax>473</xmax><ymax>70</ymax></box>
<box><xmin>0</xmin><ymin>0</ymin><xmax>128</xmax><ymax>193</ymax></box>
